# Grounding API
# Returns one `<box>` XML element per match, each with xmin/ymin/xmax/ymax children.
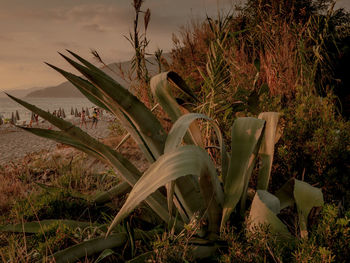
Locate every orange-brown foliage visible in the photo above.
<box><xmin>259</xmin><ymin>21</ymin><xmax>301</xmax><ymax>99</ymax></box>
<box><xmin>170</xmin><ymin>20</ymin><xmax>213</xmax><ymax>88</ymax></box>
<box><xmin>169</xmin><ymin>1</ymin><xmax>320</xmax><ymax>101</ymax></box>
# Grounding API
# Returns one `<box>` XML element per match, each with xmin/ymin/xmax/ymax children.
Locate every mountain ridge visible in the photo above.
<box><xmin>26</xmin><ymin>61</ymin><xmax>132</xmax><ymax>98</ymax></box>
<box><xmin>0</xmin><ymin>87</ymin><xmax>42</xmax><ymax>98</ymax></box>
<box><xmin>25</xmin><ymin>55</ymin><xmax>167</xmax><ymax>98</ymax></box>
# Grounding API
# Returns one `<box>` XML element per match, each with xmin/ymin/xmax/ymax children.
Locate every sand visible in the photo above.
<box><xmin>0</xmin><ymin>115</ymin><xmax>114</xmax><ymax>165</ymax></box>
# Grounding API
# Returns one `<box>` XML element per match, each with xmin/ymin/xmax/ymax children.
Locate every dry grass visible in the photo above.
<box><xmin>102</xmin><ymin>135</ymin><xmax>150</xmax><ymax>172</ymax></box>
<box><xmin>0</xmin><ymin>136</ymin><xmax>139</xmax><ymax>262</ymax></box>
<box><xmin>259</xmin><ymin>21</ymin><xmax>301</xmax><ymax>98</ymax></box>
<box><xmin>170</xmin><ymin>20</ymin><xmax>213</xmax><ymax>89</ymax></box>
<box><xmin>0</xmin><ymin>133</ymin><xmax>150</xmax><ymax>221</ymax></box>
<box><xmin>0</xmin><ymin>167</ymin><xmax>29</xmax><ymax>216</ymax></box>
<box><xmin>170</xmin><ymin>1</ymin><xmax>341</xmax><ymax>104</ymax></box>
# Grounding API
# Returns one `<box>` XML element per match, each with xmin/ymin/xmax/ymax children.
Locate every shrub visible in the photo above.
<box><xmin>293</xmin><ymin>204</ymin><xmax>350</xmax><ymax>262</ymax></box>
<box><xmin>218</xmin><ymin>204</ymin><xmax>350</xmax><ymax>263</ymax></box>
<box><xmin>270</xmin><ymin>90</ymin><xmax>350</xmax><ymax>207</ymax></box>
<box><xmin>219</xmin><ymin>224</ymin><xmax>291</xmax><ymax>263</ymax></box>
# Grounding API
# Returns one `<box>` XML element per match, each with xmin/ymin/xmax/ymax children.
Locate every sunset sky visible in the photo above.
<box><xmin>1</xmin><ymin>0</ymin><xmax>349</xmax><ymax>92</ymax></box>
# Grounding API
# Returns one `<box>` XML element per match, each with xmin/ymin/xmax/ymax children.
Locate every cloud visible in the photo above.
<box><xmin>81</xmin><ymin>23</ymin><xmax>106</xmax><ymax>33</ymax></box>
<box><xmin>0</xmin><ymin>35</ymin><xmax>13</xmax><ymax>41</ymax></box>
<box><xmin>2</xmin><ymin>8</ymin><xmax>66</xmax><ymax>21</ymax></box>
<box><xmin>66</xmin><ymin>4</ymin><xmax>130</xmax><ymax>22</ymax></box>
<box><xmin>0</xmin><ymin>53</ymin><xmax>38</xmax><ymax>63</ymax></box>
<box><xmin>0</xmin><ymin>4</ymin><xmax>131</xmax><ymax>27</ymax></box>
<box><xmin>53</xmin><ymin>41</ymin><xmax>82</xmax><ymax>49</ymax></box>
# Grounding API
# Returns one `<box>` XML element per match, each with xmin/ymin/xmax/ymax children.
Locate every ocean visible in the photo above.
<box><xmin>0</xmin><ymin>97</ymin><xmax>95</xmax><ymax>122</ymax></box>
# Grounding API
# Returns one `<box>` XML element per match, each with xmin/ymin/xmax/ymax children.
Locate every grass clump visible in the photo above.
<box><xmin>11</xmin><ymin>189</ymin><xmax>99</xmax><ymax>222</ymax></box>
<box><xmin>293</xmin><ymin>204</ymin><xmax>350</xmax><ymax>263</ymax></box>
<box><xmin>217</xmin><ymin>205</ymin><xmax>350</xmax><ymax>262</ymax></box>
<box><xmin>0</xmin><ymin>168</ymin><xmax>29</xmax><ymax>216</ymax></box>
<box><xmin>219</xmin><ymin>225</ymin><xmax>290</xmax><ymax>263</ymax></box>
<box><xmin>30</xmin><ymin>223</ymin><xmax>77</xmax><ymax>259</ymax></box>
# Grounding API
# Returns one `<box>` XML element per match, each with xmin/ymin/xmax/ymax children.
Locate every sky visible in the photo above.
<box><xmin>1</xmin><ymin>0</ymin><xmax>349</xmax><ymax>91</ymax></box>
<box><xmin>0</xmin><ymin>0</ymin><xmax>237</xmax><ymax>91</ymax></box>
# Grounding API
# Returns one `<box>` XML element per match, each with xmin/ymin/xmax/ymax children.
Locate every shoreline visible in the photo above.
<box><xmin>0</xmin><ymin>116</ymin><xmax>113</xmax><ymax>166</ymax></box>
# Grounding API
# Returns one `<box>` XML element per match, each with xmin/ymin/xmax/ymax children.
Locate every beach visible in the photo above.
<box><xmin>0</xmin><ymin>115</ymin><xmax>113</xmax><ymax>165</ymax></box>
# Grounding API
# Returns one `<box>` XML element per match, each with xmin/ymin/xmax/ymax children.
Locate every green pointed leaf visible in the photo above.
<box><xmin>93</xmin><ymin>181</ymin><xmax>131</xmax><ymax>205</ymax></box>
<box><xmin>46</xmin><ymin>62</ymin><xmax>110</xmax><ymax>112</ymax></box>
<box><xmin>257</xmin><ymin>112</ymin><xmax>281</xmax><ymax>190</ymax></box>
<box><xmin>151</xmin><ymin>72</ymin><xmax>208</xmax><ymax>222</ymax></box>
<box><xmin>47</xmin><ymin>62</ymin><xmax>155</xmax><ymax>162</ymax></box>
<box><xmin>150</xmin><ymin>71</ymin><xmax>197</xmax><ymax>123</ymax></box>
<box><xmin>275</xmin><ymin>178</ymin><xmax>324</xmax><ymax>238</ymax></box>
<box><xmin>0</xmin><ymin>220</ymin><xmax>93</xmax><ymax>233</ymax></box>
<box><xmin>164</xmin><ymin>113</ymin><xmax>225</xmax><ymax>177</ymax></box>
<box><xmin>20</xmin><ymin>127</ymin><xmax>104</xmax><ymax>160</ymax></box>
<box><xmin>164</xmin><ymin>113</ymin><xmax>228</xmax><ymax>229</ymax></box>
<box><xmin>53</xmin><ymin>232</ymin><xmax>128</xmax><ymax>263</ymax></box>
<box><xmin>95</xmin><ymin>249</ymin><xmax>115</xmax><ymax>263</ymax></box>
<box><xmin>249</xmin><ymin>190</ymin><xmax>292</xmax><ymax>240</ymax></box>
<box><xmin>151</xmin><ymin>72</ymin><xmax>201</xmax><ymax>150</ymax></box>
<box><xmin>294</xmin><ymin>179</ymin><xmax>324</xmax><ymax>238</ymax></box>
<box><xmin>107</xmin><ymin>145</ymin><xmax>223</xmax><ymax>236</ymax></box>
<box><xmin>275</xmin><ymin>178</ymin><xmax>296</xmax><ymax>210</ymax></box>
<box><xmin>53</xmin><ymin>229</ymin><xmax>160</xmax><ymax>263</ymax></box>
<box><xmin>165</xmin><ymin>113</ymin><xmax>224</xmax><ymax>156</ymax></box>
<box><xmin>221</xmin><ymin>117</ymin><xmax>265</xmax><ymax>229</ymax></box>
<box><xmin>7</xmin><ymin>94</ymin><xmax>172</xmax><ymax>226</ymax></box>
<box><xmin>162</xmin><ymin>109</ymin><xmax>205</xmax><ymax>222</ymax></box>
<box><xmin>60</xmin><ymin>51</ymin><xmax>166</xmax><ymax>159</ymax></box>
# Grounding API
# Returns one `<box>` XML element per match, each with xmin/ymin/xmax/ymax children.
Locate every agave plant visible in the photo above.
<box><xmin>3</xmin><ymin>51</ymin><xmax>323</xmax><ymax>262</ymax></box>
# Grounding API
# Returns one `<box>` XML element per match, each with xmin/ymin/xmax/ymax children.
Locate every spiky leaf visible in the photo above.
<box><xmin>107</xmin><ymin>145</ymin><xmax>223</xmax><ymax>236</ymax></box>
<box><xmin>20</xmin><ymin>127</ymin><xmax>104</xmax><ymax>160</ymax></box>
<box><xmin>221</xmin><ymin>117</ymin><xmax>265</xmax><ymax>229</ymax></box>
<box><xmin>151</xmin><ymin>72</ymin><xmax>207</xmax><ymax>222</ymax></box>
<box><xmin>0</xmin><ymin>220</ymin><xmax>93</xmax><ymax>233</ymax></box>
<box><xmin>164</xmin><ymin>113</ymin><xmax>227</xmax><ymax>232</ymax></box>
<box><xmin>249</xmin><ymin>190</ymin><xmax>292</xmax><ymax>240</ymax></box>
<box><xmin>294</xmin><ymin>180</ymin><xmax>324</xmax><ymax>238</ymax></box>
<box><xmin>151</xmin><ymin>71</ymin><xmax>197</xmax><ymax>123</ymax></box>
<box><xmin>93</xmin><ymin>181</ymin><xmax>131</xmax><ymax>205</ymax></box>
<box><xmin>257</xmin><ymin>112</ymin><xmax>281</xmax><ymax>190</ymax></box>
<box><xmin>60</xmin><ymin>51</ymin><xmax>167</xmax><ymax>160</ymax></box>
<box><xmin>6</xmin><ymin>94</ymin><xmax>172</xmax><ymax>226</ymax></box>
<box><xmin>275</xmin><ymin>178</ymin><xmax>324</xmax><ymax>238</ymax></box>
<box><xmin>53</xmin><ymin>233</ymin><xmax>128</xmax><ymax>263</ymax></box>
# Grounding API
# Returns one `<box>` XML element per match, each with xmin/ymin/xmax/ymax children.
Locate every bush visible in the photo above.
<box><xmin>218</xmin><ymin>205</ymin><xmax>350</xmax><ymax>263</ymax></box>
<box><xmin>270</xmin><ymin>90</ymin><xmax>350</xmax><ymax>207</ymax></box>
<box><xmin>293</xmin><ymin>204</ymin><xmax>350</xmax><ymax>262</ymax></box>
<box><xmin>219</xmin><ymin>224</ymin><xmax>290</xmax><ymax>263</ymax></box>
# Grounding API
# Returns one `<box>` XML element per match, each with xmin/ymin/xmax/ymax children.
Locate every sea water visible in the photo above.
<box><xmin>0</xmin><ymin>97</ymin><xmax>95</xmax><ymax>123</ymax></box>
